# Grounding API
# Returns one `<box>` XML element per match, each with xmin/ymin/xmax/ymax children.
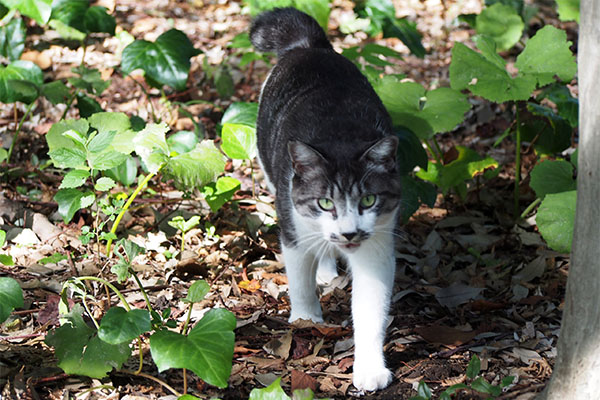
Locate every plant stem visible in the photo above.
<box><xmin>134</xmin><ymin>337</ymin><xmax>144</xmax><ymax>374</ymax></box>
<box><xmin>180</xmin><ymin>231</ymin><xmax>186</xmax><ymax>255</ymax></box>
<box><xmin>425</xmin><ymin>139</ymin><xmax>443</xmax><ymax>165</ymax></box>
<box><xmin>106</xmin><ymin>169</ymin><xmax>161</xmax><ymax>256</ymax></box>
<box><xmin>249</xmin><ymin>158</ymin><xmax>256</xmax><ymax>199</ymax></box>
<box><xmin>76</xmin><ymin>276</ymin><xmax>131</xmax><ymax>311</ymax></box>
<box><xmin>81</xmin><ymin>296</ymin><xmax>100</xmax><ymax>329</ymax></box>
<box><xmin>6</xmin><ymin>101</ymin><xmax>35</xmax><ymax>164</ymax></box>
<box><xmin>119</xmin><ymin>369</ymin><xmax>181</xmax><ymax>397</ymax></box>
<box><xmin>514</xmin><ymin>103</ymin><xmax>522</xmax><ymax>219</ymax></box>
<box><xmin>61</xmin><ymin>90</ymin><xmax>79</xmax><ymax>121</ymax></box>
<box><xmin>129</xmin><ymin>269</ymin><xmax>154</xmax><ymax>314</ymax></box>
<box><xmin>520</xmin><ymin>197</ymin><xmax>542</xmax><ymax>220</ymax></box>
<box><xmin>128</xmin><ymin>75</ymin><xmax>158</xmax><ymax>122</ymax></box>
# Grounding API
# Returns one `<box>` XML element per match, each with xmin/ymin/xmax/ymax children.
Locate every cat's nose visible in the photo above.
<box><xmin>341</xmin><ymin>232</ymin><xmax>357</xmax><ymax>241</ymax></box>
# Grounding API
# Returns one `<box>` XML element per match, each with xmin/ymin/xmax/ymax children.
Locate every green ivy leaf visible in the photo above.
<box><xmin>522</xmin><ymin>104</ymin><xmax>572</xmax><ymax>155</ymax></box>
<box><xmin>201</xmin><ymin>176</ymin><xmax>241</xmax><ymax>212</ymax></box>
<box><xmin>54</xmin><ymin>188</ymin><xmax>95</xmax><ymax>223</ymax></box>
<box><xmin>0</xmin><ymin>17</ymin><xmax>26</xmax><ymax>61</ymax></box>
<box><xmin>466</xmin><ymin>354</ymin><xmax>481</xmax><ymax>379</ymax></box>
<box><xmin>83</xmin><ymin>6</ymin><xmax>115</xmax><ymax>35</ymax></box>
<box><xmin>184</xmin><ymin>280</ymin><xmax>210</xmax><ymax>303</ymax></box>
<box><xmin>51</xmin><ymin>0</ymin><xmax>88</xmax><ymax>31</ymax></box>
<box><xmin>98</xmin><ymin>307</ymin><xmax>151</xmax><ymax>344</ymax></box>
<box><xmin>530</xmin><ymin>160</ymin><xmax>576</xmax><ymax>199</ymax></box>
<box><xmin>0</xmin><ymin>277</ymin><xmax>24</xmax><ymax>323</ymax></box>
<box><xmin>374</xmin><ymin>78</ymin><xmax>470</xmax><ymax>139</ymax></box>
<box><xmin>59</xmin><ymin>169</ymin><xmax>90</xmax><ymax>189</ymax></box>
<box><xmin>221</xmin><ymin>123</ymin><xmax>257</xmax><ymax>160</ymax></box>
<box><xmin>69</xmin><ymin>66</ymin><xmax>111</xmax><ymax>95</ymax></box>
<box><xmin>105</xmin><ymin>157</ymin><xmax>137</xmax><ymax>186</ymax></box>
<box><xmin>0</xmin><ymin>60</ymin><xmax>43</xmax><ymax>103</ymax></box>
<box><xmin>2</xmin><ymin>0</ymin><xmax>52</xmax><ymax>25</ymax></box>
<box><xmin>249</xmin><ymin>377</ymin><xmax>290</xmax><ymax>400</ymax></box>
<box><xmin>475</xmin><ymin>3</ymin><xmax>524</xmax><ymax>51</ymax></box>
<box><xmin>41</xmin><ymin>80</ymin><xmax>71</xmax><ymax>105</ymax></box>
<box><xmin>221</xmin><ymin>102</ymin><xmax>258</xmax><ymax>129</ymax></box>
<box><xmin>150</xmin><ymin>308</ymin><xmax>236</xmax><ymax>388</ymax></box>
<box><xmin>514</xmin><ymin>25</ymin><xmax>577</xmax><ymax>87</ymax></box>
<box><xmin>395</xmin><ymin>127</ymin><xmax>428</xmax><ymax>175</ymax></box>
<box><xmin>536</xmin><ymin>190</ymin><xmax>576</xmax><ymax>253</ymax></box>
<box><xmin>399</xmin><ymin>175</ymin><xmax>437</xmax><ymax>223</ymax></box>
<box><xmin>121</xmin><ymin>29</ymin><xmax>200</xmax><ymax>91</ymax></box>
<box><xmin>94</xmin><ymin>176</ymin><xmax>116</xmax><ymax>191</ymax></box>
<box><xmin>163</xmin><ymin>141</ymin><xmax>226</xmax><ymax>191</ymax></box>
<box><xmin>133</xmin><ymin>123</ymin><xmax>170</xmax><ymax>174</ymax></box>
<box><xmin>167</xmin><ymin>130</ymin><xmax>198</xmax><ymax>155</ymax></box>
<box><xmin>45</xmin><ymin>304</ymin><xmax>131</xmax><ymax>378</ymax></box>
<box><xmin>541</xmin><ymin>84</ymin><xmax>578</xmax><ymax>128</ymax></box>
<box><xmin>381</xmin><ymin>16</ymin><xmax>425</xmax><ymax>58</ymax></box>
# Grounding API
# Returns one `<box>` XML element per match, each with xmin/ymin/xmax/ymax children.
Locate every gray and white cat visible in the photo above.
<box><xmin>250</xmin><ymin>8</ymin><xmax>402</xmax><ymax>391</ymax></box>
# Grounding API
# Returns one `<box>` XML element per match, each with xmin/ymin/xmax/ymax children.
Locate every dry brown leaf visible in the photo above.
<box><xmin>414</xmin><ymin>324</ymin><xmax>477</xmax><ymax>346</ymax></box>
<box><xmin>291</xmin><ymin>369</ymin><xmax>317</xmax><ymax>392</ymax></box>
<box><xmin>239</xmin><ymin>279</ymin><xmax>261</xmax><ymax>292</ymax></box>
<box><xmin>263</xmin><ymin>330</ymin><xmax>293</xmax><ymax>359</ymax></box>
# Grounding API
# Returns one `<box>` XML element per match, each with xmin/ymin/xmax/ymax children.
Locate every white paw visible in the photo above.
<box><xmin>289</xmin><ymin>305</ymin><xmax>324</xmax><ymax>324</ymax></box>
<box><xmin>316</xmin><ymin>268</ymin><xmax>338</xmax><ymax>286</ymax></box>
<box><xmin>353</xmin><ymin>364</ymin><xmax>392</xmax><ymax>392</ymax></box>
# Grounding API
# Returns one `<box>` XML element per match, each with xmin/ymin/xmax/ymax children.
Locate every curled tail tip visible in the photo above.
<box><xmin>249</xmin><ymin>7</ymin><xmax>331</xmax><ymax>57</ymax></box>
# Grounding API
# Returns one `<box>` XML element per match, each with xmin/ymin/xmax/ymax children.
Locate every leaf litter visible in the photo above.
<box><xmin>0</xmin><ymin>0</ymin><xmax>575</xmax><ymax>399</ymax></box>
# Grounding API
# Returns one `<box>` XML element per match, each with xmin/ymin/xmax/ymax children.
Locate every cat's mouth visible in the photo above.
<box><xmin>343</xmin><ymin>243</ymin><xmax>361</xmax><ymax>249</ymax></box>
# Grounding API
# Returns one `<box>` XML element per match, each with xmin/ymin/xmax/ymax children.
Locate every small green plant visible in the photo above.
<box><xmin>0</xmin><ymin>229</ymin><xmax>14</xmax><ymax>266</ymax></box>
<box><xmin>410</xmin><ymin>355</ymin><xmax>514</xmax><ymax>399</ymax></box>
<box><xmin>0</xmin><ymin>277</ymin><xmax>23</xmax><ymax>323</ymax></box>
<box><xmin>45</xmin><ymin>239</ymin><xmax>236</xmax><ymax>393</ymax></box>
<box><xmin>168</xmin><ymin>215</ymin><xmax>201</xmax><ymax>254</ymax></box>
<box><xmin>248</xmin><ymin>377</ymin><xmax>326</xmax><ymax>400</ymax></box>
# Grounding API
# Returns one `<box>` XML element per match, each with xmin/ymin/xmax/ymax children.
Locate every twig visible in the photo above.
<box><xmin>118</xmin><ymin>369</ymin><xmax>181</xmax><ymax>397</ymax></box>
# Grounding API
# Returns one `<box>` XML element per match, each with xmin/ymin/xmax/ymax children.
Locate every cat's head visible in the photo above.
<box><xmin>288</xmin><ymin>136</ymin><xmax>401</xmax><ymax>252</ymax></box>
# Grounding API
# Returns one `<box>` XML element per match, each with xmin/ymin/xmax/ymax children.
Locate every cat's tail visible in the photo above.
<box><xmin>249</xmin><ymin>7</ymin><xmax>332</xmax><ymax>57</ymax></box>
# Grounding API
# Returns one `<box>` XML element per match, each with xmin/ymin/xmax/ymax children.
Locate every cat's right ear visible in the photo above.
<box><xmin>288</xmin><ymin>141</ymin><xmax>326</xmax><ymax>176</ymax></box>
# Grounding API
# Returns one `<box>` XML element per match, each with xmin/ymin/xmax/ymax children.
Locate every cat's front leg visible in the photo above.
<box><xmin>282</xmin><ymin>242</ymin><xmax>324</xmax><ymax>323</ymax></box>
<box><xmin>348</xmin><ymin>239</ymin><xmax>395</xmax><ymax>391</ymax></box>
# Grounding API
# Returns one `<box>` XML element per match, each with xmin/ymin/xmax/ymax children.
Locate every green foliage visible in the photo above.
<box><xmin>98</xmin><ymin>307</ymin><xmax>152</xmax><ymax>344</ymax></box>
<box><xmin>246</xmin><ymin>0</ymin><xmax>331</xmax><ymax>30</ymax></box>
<box><xmin>184</xmin><ymin>280</ymin><xmax>210</xmax><ymax>303</ymax></box>
<box><xmin>537</xmin><ymin>190</ymin><xmax>576</xmax><ymax>253</ymax></box>
<box><xmin>354</xmin><ymin>0</ymin><xmax>425</xmax><ymax>58</ymax></box>
<box><xmin>0</xmin><ymin>277</ymin><xmax>24</xmax><ymax>323</ymax></box>
<box><xmin>162</xmin><ymin>141</ymin><xmax>227</xmax><ymax>191</ymax></box>
<box><xmin>450</xmin><ymin>26</ymin><xmax>576</xmax><ymax>103</ymax></box>
<box><xmin>121</xmin><ymin>29</ymin><xmax>201</xmax><ymax>91</ymax></box>
<box><xmin>167</xmin><ymin>130</ymin><xmax>199</xmax><ymax>155</ymax></box>
<box><xmin>475</xmin><ymin>3</ymin><xmax>524</xmax><ymax>51</ymax></box>
<box><xmin>0</xmin><ymin>60</ymin><xmax>43</xmax><ymax>104</ymax></box>
<box><xmin>0</xmin><ymin>17</ymin><xmax>26</xmax><ymax>60</ymax></box>
<box><xmin>249</xmin><ymin>377</ymin><xmax>323</xmax><ymax>400</ymax></box>
<box><xmin>530</xmin><ymin>160</ymin><xmax>576</xmax><ymax>199</ymax></box>
<box><xmin>168</xmin><ymin>215</ymin><xmax>201</xmax><ymax>235</ymax></box>
<box><xmin>0</xmin><ymin>229</ymin><xmax>15</xmax><ymax>266</ymax></box>
<box><xmin>416</xmin><ymin>146</ymin><xmax>498</xmax><ymax>198</ymax></box>
<box><xmin>555</xmin><ymin>0</ymin><xmax>579</xmax><ymax>22</ymax></box>
<box><xmin>45</xmin><ymin>304</ymin><xmax>131</xmax><ymax>379</ymax></box>
<box><xmin>374</xmin><ymin>78</ymin><xmax>470</xmax><ymax>140</ymax></box>
<box><xmin>221</xmin><ymin>123</ymin><xmax>257</xmax><ymax>160</ymax></box>
<box><xmin>220</xmin><ymin>101</ymin><xmax>259</xmax><ymax>129</ymax></box>
<box><xmin>202</xmin><ymin>176</ymin><xmax>241</xmax><ymax>212</ymax></box>
<box><xmin>0</xmin><ymin>0</ymin><xmax>52</xmax><ymax>25</ymax></box>
<box><xmin>410</xmin><ymin>355</ymin><xmax>514</xmax><ymax>399</ymax></box>
<box><xmin>150</xmin><ymin>308</ymin><xmax>236</xmax><ymax>388</ymax></box>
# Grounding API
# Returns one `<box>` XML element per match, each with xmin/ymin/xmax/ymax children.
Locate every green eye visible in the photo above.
<box><xmin>360</xmin><ymin>194</ymin><xmax>376</xmax><ymax>208</ymax></box>
<box><xmin>318</xmin><ymin>198</ymin><xmax>335</xmax><ymax>211</ymax></box>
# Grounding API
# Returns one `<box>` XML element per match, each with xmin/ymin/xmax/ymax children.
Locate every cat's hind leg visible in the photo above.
<box><xmin>282</xmin><ymin>242</ymin><xmax>324</xmax><ymax>323</ymax></box>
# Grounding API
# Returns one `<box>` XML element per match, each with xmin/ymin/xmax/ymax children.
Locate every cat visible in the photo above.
<box><xmin>250</xmin><ymin>8</ymin><xmax>402</xmax><ymax>392</ymax></box>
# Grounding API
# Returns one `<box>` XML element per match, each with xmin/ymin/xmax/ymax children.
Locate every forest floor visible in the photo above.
<box><xmin>0</xmin><ymin>0</ymin><xmax>578</xmax><ymax>399</ymax></box>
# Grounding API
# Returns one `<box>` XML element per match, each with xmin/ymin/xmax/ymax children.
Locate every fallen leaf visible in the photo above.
<box><xmin>291</xmin><ymin>369</ymin><xmax>317</xmax><ymax>392</ymax></box>
<box><xmin>435</xmin><ymin>283</ymin><xmax>484</xmax><ymax>308</ymax></box>
<box><xmin>239</xmin><ymin>279</ymin><xmax>261</xmax><ymax>292</ymax></box>
<box><xmin>263</xmin><ymin>330</ymin><xmax>292</xmax><ymax>359</ymax></box>
<box><xmin>414</xmin><ymin>325</ymin><xmax>477</xmax><ymax>346</ymax></box>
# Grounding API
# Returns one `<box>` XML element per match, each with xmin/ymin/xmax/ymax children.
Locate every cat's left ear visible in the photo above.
<box><xmin>361</xmin><ymin>136</ymin><xmax>398</xmax><ymax>172</ymax></box>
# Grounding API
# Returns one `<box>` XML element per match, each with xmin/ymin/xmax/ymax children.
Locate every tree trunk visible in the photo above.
<box><xmin>540</xmin><ymin>0</ymin><xmax>600</xmax><ymax>398</ymax></box>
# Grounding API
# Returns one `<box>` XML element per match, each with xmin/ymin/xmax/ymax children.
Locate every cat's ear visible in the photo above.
<box><xmin>361</xmin><ymin>136</ymin><xmax>398</xmax><ymax>172</ymax></box>
<box><xmin>288</xmin><ymin>141</ymin><xmax>326</xmax><ymax>176</ymax></box>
